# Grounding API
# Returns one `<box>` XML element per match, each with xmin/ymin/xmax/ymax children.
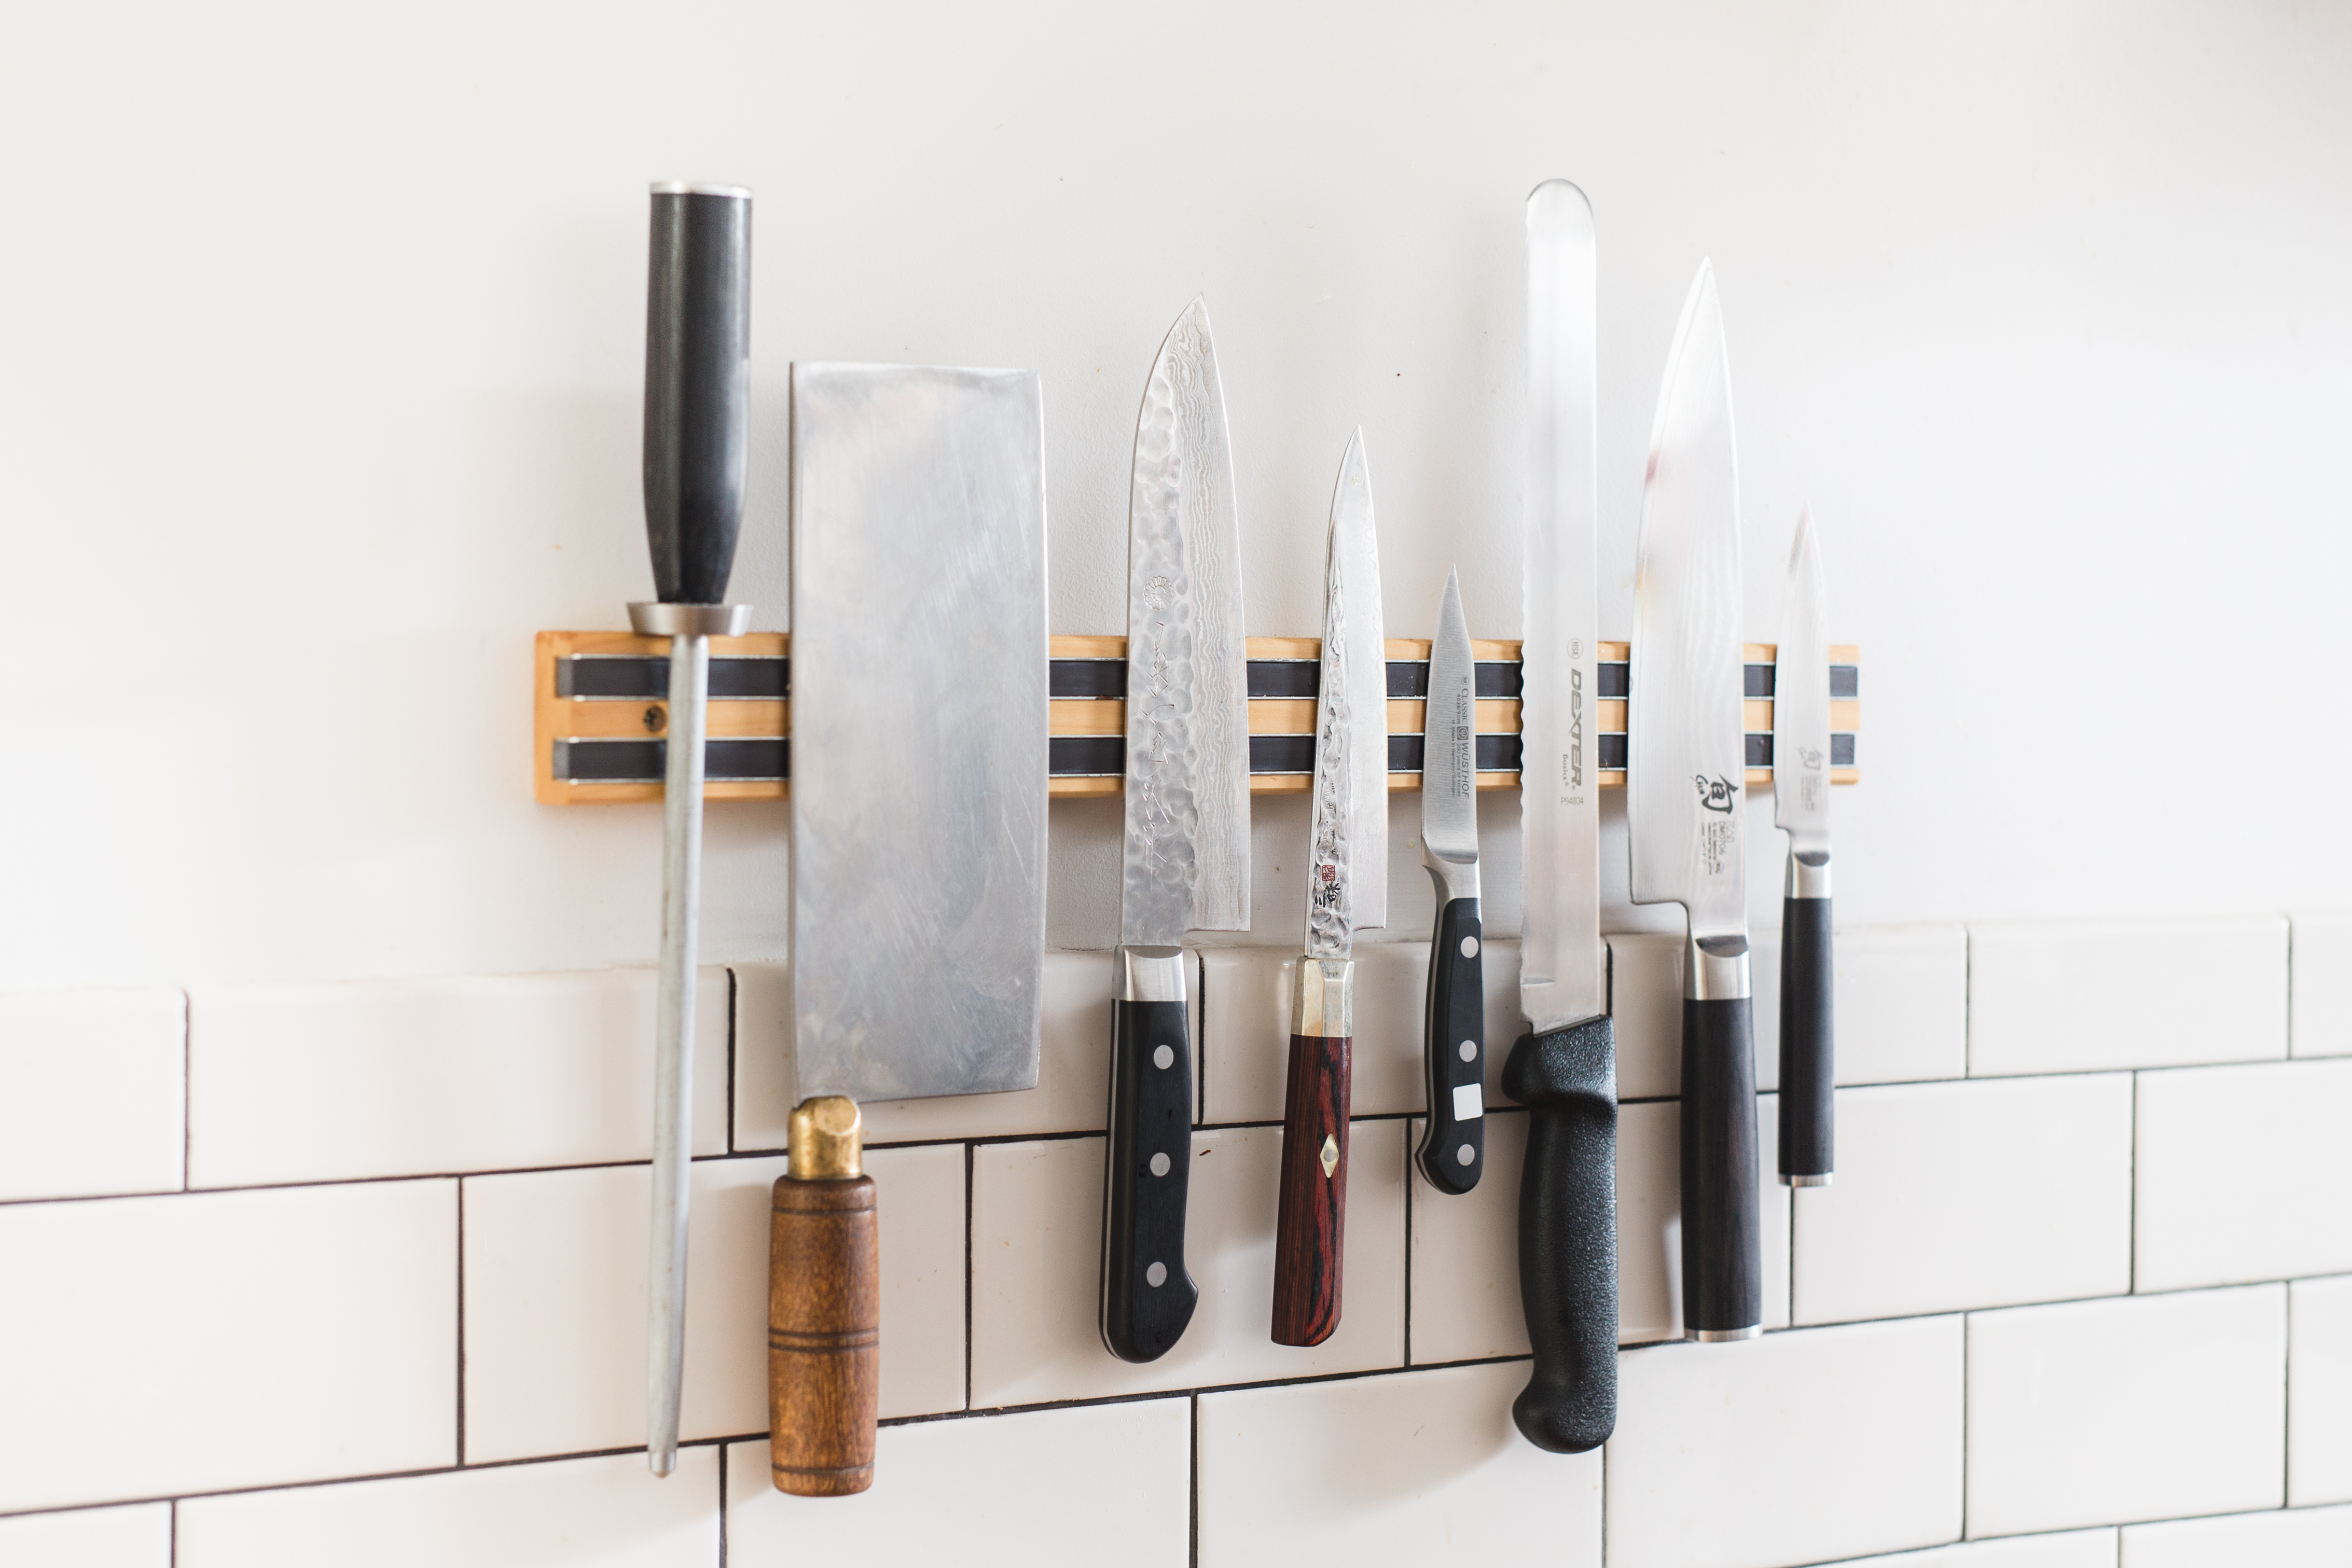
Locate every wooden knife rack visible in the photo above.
<box><xmin>533</xmin><ymin>631</ymin><xmax>1861</xmax><ymax>806</ymax></box>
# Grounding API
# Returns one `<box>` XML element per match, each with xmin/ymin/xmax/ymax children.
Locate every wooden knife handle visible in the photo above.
<box><xmin>1272</xmin><ymin>1030</ymin><xmax>1351</xmax><ymax>1346</ymax></box>
<box><xmin>643</xmin><ymin>185</ymin><xmax>751</xmax><ymax>605</ymax></box>
<box><xmin>1100</xmin><ymin>963</ymin><xmax>1198</xmax><ymax>1364</ymax></box>
<box><xmin>1415</xmin><ymin>896</ymin><xmax>1486</xmax><ymax>1194</ymax></box>
<box><xmin>1682</xmin><ymin>996</ymin><xmax>1764</xmax><ymax>1340</ymax></box>
<box><xmin>1778</xmin><ymin>890</ymin><xmax>1835</xmax><ymax>1184</ymax></box>
<box><xmin>768</xmin><ymin>1098</ymin><xmax>878</xmax><ymax>1497</ymax></box>
<box><xmin>1502</xmin><ymin>1016</ymin><xmax>1618</xmax><ymax>1453</ymax></box>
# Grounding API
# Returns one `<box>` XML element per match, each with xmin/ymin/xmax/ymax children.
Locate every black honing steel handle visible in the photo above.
<box><xmin>1271</xmin><ymin>1032</ymin><xmax>1351</xmax><ymax>1347</ymax></box>
<box><xmin>1682</xmin><ymin>996</ymin><xmax>1763</xmax><ymax>1339</ymax></box>
<box><xmin>1502</xmin><ymin>1016</ymin><xmax>1618</xmax><ymax>1453</ymax></box>
<box><xmin>643</xmin><ymin>185</ymin><xmax>752</xmax><ymax>604</ymax></box>
<box><xmin>1416</xmin><ymin>897</ymin><xmax>1486</xmax><ymax>1194</ymax></box>
<box><xmin>1778</xmin><ymin>894</ymin><xmax>1835</xmax><ymax>1184</ymax></box>
<box><xmin>1100</xmin><ymin>996</ymin><xmax>1197</xmax><ymax>1362</ymax></box>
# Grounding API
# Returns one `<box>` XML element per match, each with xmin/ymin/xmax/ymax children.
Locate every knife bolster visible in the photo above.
<box><xmin>1119</xmin><ymin>946</ymin><xmax>1185</xmax><ymax>1004</ymax></box>
<box><xmin>768</xmin><ymin>1170</ymin><xmax>879</xmax><ymax>1496</ymax></box>
<box><xmin>1785</xmin><ymin>849</ymin><xmax>1831</xmax><ymax>899</ymax></box>
<box><xmin>1292</xmin><ymin>956</ymin><xmax>1354</xmax><ymax>1038</ymax></box>
<box><xmin>1685</xmin><ymin>934</ymin><xmax>1752</xmax><ymax>1002</ymax></box>
<box><xmin>1421</xmin><ymin>846</ymin><xmax>1481</xmax><ymax>906</ymax></box>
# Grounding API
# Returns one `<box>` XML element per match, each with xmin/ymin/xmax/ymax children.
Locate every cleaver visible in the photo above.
<box><xmin>768</xmin><ymin>364</ymin><xmax>1049</xmax><ymax>1495</ymax></box>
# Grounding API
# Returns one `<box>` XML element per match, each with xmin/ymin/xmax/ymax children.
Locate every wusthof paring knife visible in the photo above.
<box><xmin>1100</xmin><ymin>298</ymin><xmax>1251</xmax><ymax>1365</ymax></box>
<box><xmin>1628</xmin><ymin>259</ymin><xmax>1763</xmax><ymax>1343</ymax></box>
<box><xmin>1272</xmin><ymin>429</ymin><xmax>1385</xmax><ymax>1348</ymax></box>
<box><xmin>632</xmin><ymin>182</ymin><xmax>753</xmax><ymax>1478</ymax></box>
<box><xmin>1506</xmin><ymin>178</ymin><xmax>1618</xmax><ymax>1452</ymax></box>
<box><xmin>1415</xmin><ymin>569</ymin><xmax>1485</xmax><ymax>1196</ymax></box>
<box><xmin>1774</xmin><ymin>509</ymin><xmax>1834</xmax><ymax>1186</ymax></box>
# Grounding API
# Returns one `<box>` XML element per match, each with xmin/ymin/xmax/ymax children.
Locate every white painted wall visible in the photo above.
<box><xmin>3</xmin><ymin>0</ymin><xmax>2347</xmax><ymax>987</ymax></box>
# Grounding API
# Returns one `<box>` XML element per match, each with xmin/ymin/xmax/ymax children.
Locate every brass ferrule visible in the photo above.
<box><xmin>1291</xmin><ymin>956</ymin><xmax>1354</xmax><ymax>1038</ymax></box>
<box><xmin>787</xmin><ymin>1094</ymin><xmax>864</xmax><ymax>1180</ymax></box>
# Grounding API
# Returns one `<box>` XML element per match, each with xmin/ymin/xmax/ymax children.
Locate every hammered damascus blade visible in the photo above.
<box><xmin>1330</xmin><ymin>428</ymin><xmax>1386</xmax><ymax>933</ymax></box>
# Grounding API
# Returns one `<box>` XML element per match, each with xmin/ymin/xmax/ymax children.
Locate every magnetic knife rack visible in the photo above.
<box><xmin>533</xmin><ymin>631</ymin><xmax>1860</xmax><ymax>805</ymax></box>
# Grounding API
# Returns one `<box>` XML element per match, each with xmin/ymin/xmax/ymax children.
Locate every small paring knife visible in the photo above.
<box><xmin>1774</xmin><ymin>509</ymin><xmax>1835</xmax><ymax>1186</ymax></box>
<box><xmin>1415</xmin><ymin>569</ymin><xmax>1485</xmax><ymax>1196</ymax></box>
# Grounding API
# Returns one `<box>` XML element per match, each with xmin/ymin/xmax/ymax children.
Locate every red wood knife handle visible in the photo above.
<box><xmin>1272</xmin><ymin>1032</ymin><xmax>1351</xmax><ymax>1346</ymax></box>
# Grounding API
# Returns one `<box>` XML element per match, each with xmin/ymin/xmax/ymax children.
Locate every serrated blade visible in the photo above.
<box><xmin>1519</xmin><ymin>178</ymin><xmax>1604</xmax><ymax>1033</ymax></box>
<box><xmin>1773</xmin><ymin>509</ymin><xmax>1831</xmax><ymax>857</ymax></box>
<box><xmin>1628</xmin><ymin>261</ymin><xmax>1747</xmax><ymax>941</ymax></box>
<box><xmin>1420</xmin><ymin>568</ymin><xmax>1476</xmax><ymax>867</ymax></box>
<box><xmin>1120</xmin><ymin>297</ymin><xmax>1251</xmax><ymax>948</ymax></box>
<box><xmin>1303</xmin><ymin>430</ymin><xmax>1385</xmax><ymax>957</ymax></box>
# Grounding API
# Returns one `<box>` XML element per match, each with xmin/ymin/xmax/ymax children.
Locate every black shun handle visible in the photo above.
<box><xmin>644</xmin><ymin>184</ymin><xmax>751</xmax><ymax>605</ymax></box>
<box><xmin>1100</xmin><ymin>950</ymin><xmax>1198</xmax><ymax>1363</ymax></box>
<box><xmin>1502</xmin><ymin>1017</ymin><xmax>1617</xmax><ymax>1453</ymax></box>
<box><xmin>1416</xmin><ymin>898</ymin><xmax>1486</xmax><ymax>1194</ymax></box>
<box><xmin>1682</xmin><ymin>987</ymin><xmax>1763</xmax><ymax>1339</ymax></box>
<box><xmin>1778</xmin><ymin>885</ymin><xmax>1835</xmax><ymax>1185</ymax></box>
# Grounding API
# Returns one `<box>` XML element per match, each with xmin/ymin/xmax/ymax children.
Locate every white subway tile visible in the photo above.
<box><xmin>1968</xmin><ymin>917</ymin><xmax>2287</xmax><ymax>1076</ymax></box>
<box><xmin>2291</xmin><ymin>913</ymin><xmax>2352</xmax><ymax>1058</ymax></box>
<box><xmin>1835</xmin><ymin>923</ymin><xmax>1971</xmax><ymax>1084</ymax></box>
<box><xmin>1408</xmin><ymin>1109</ymin><xmax>1530</xmax><ymax>1364</ymax></box>
<box><xmin>1196</xmin><ymin>1361</ymin><xmax>1601</xmax><ymax>1565</ymax></box>
<box><xmin>1202</xmin><ymin>943</ymin><xmax>1428</xmax><ymax>1122</ymax></box>
<box><xmin>465</xmin><ymin>1144</ymin><xmax>963</xmax><ymax>1462</ymax></box>
<box><xmin>2135</xmin><ymin>1059</ymin><xmax>2352</xmax><ymax>1292</ymax></box>
<box><xmin>1833</xmin><ymin>1530</ymin><xmax>2118</xmax><ymax>1567</ymax></box>
<box><xmin>1609</xmin><ymin>932</ymin><xmax>1688</xmax><ymax>1100</ymax></box>
<box><xmin>176</xmin><ymin>1447</ymin><xmax>717</xmax><ymax>1567</ymax></box>
<box><xmin>187</xmin><ymin>968</ymin><xmax>729</xmax><ymax>1186</ymax></box>
<box><xmin>1967</xmin><ymin>1286</ymin><xmax>2285</xmax><ymax>1537</ymax></box>
<box><xmin>2120</xmin><ymin>1504</ymin><xmax>2352</xmax><ymax>1566</ymax></box>
<box><xmin>1793</xmin><ymin>1076</ymin><xmax>2132</xmax><ymax>1324</ymax></box>
<box><xmin>724</xmin><ymin>1400</ymin><xmax>1188</xmax><ymax>1565</ymax></box>
<box><xmin>0</xmin><ymin>989</ymin><xmax>184</xmax><ymax>1202</ymax></box>
<box><xmin>0</xmin><ymin>1503</ymin><xmax>171</xmax><ymax>1568</ymax></box>
<box><xmin>0</xmin><ymin>1181</ymin><xmax>455</xmax><ymax>1511</ymax></box>
<box><xmin>1619</xmin><ymin>1095</ymin><xmax>1792</xmax><ymax>1342</ymax></box>
<box><xmin>968</xmin><ymin>1121</ymin><xmax>1406</xmax><ymax>1406</ymax></box>
<box><xmin>1607</xmin><ymin>1316</ymin><xmax>1964</xmax><ymax>1568</ymax></box>
<box><xmin>2291</xmin><ymin>1274</ymin><xmax>2352</xmax><ymax>1506</ymax></box>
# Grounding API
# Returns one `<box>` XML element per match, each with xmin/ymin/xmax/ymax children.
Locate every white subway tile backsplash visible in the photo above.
<box><xmin>2119</xmin><ymin>1504</ymin><xmax>2352</xmax><ymax>1566</ymax></box>
<box><xmin>2291</xmin><ymin>912</ymin><xmax>2352</xmax><ymax>1057</ymax></box>
<box><xmin>1967</xmin><ymin>917</ymin><xmax>2287</xmax><ymax>1077</ymax></box>
<box><xmin>1793</xmin><ymin>1075</ymin><xmax>2132</xmax><ymax>1324</ymax></box>
<box><xmin>187</xmin><ymin>968</ymin><xmax>729</xmax><ymax>1186</ymax></box>
<box><xmin>969</xmin><ymin>1121</ymin><xmax>1406</xmax><ymax>1406</ymax></box>
<box><xmin>1609</xmin><ymin>932</ymin><xmax>1687</xmax><ymax>1100</ymax></box>
<box><xmin>724</xmin><ymin>1400</ymin><xmax>1189</xmax><ymax>1566</ymax></box>
<box><xmin>1196</xmin><ymin>1360</ymin><xmax>1602</xmax><ymax>1565</ymax></box>
<box><xmin>1620</xmin><ymin>1095</ymin><xmax>1791</xmax><ymax>1342</ymax></box>
<box><xmin>2134</xmin><ymin>1059</ymin><xmax>2352</xmax><ymax>1292</ymax></box>
<box><xmin>1966</xmin><ymin>1286</ymin><xmax>2286</xmax><ymax>1537</ymax></box>
<box><xmin>1831</xmin><ymin>1530</ymin><xmax>2118</xmax><ymax>1566</ymax></box>
<box><xmin>175</xmin><ymin>1448</ymin><xmax>717</xmax><ymax>1567</ymax></box>
<box><xmin>0</xmin><ymin>1181</ymin><xmax>455</xmax><ymax>1512</ymax></box>
<box><xmin>0</xmin><ymin>988</ymin><xmax>185</xmax><ymax>1202</ymax></box>
<box><xmin>0</xmin><ymin>1503</ymin><xmax>171</xmax><ymax>1568</ymax></box>
<box><xmin>1407</xmin><ymin>1109</ymin><xmax>1530</xmax><ymax>1364</ymax></box>
<box><xmin>1834</xmin><ymin>923</ymin><xmax>1971</xmax><ymax>1084</ymax></box>
<box><xmin>2290</xmin><ymin>1274</ymin><xmax>2352</xmax><ymax>1506</ymax></box>
<box><xmin>1607</xmin><ymin>1316</ymin><xmax>1964</xmax><ymax>1568</ymax></box>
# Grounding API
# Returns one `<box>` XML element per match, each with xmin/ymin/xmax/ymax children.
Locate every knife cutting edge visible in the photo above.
<box><xmin>1100</xmin><ymin>298</ymin><xmax>1251</xmax><ymax>1364</ymax></box>
<box><xmin>1505</xmin><ymin>178</ymin><xmax>1620</xmax><ymax>1452</ymax></box>
<box><xmin>1414</xmin><ymin>568</ymin><xmax>1484</xmax><ymax>1195</ymax></box>
<box><xmin>1774</xmin><ymin>509</ymin><xmax>1834</xmax><ymax>1186</ymax></box>
<box><xmin>634</xmin><ymin>181</ymin><xmax>752</xmax><ymax>1478</ymax></box>
<box><xmin>1628</xmin><ymin>259</ymin><xmax>1763</xmax><ymax>1343</ymax></box>
<box><xmin>1272</xmin><ymin>429</ymin><xmax>1385</xmax><ymax>1348</ymax></box>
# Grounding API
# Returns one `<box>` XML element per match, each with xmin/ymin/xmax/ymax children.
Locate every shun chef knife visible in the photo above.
<box><xmin>635</xmin><ymin>182</ymin><xmax>752</xmax><ymax>1478</ymax></box>
<box><xmin>1100</xmin><ymin>298</ymin><xmax>1251</xmax><ymax>1364</ymax></box>
<box><xmin>1774</xmin><ymin>509</ymin><xmax>1834</xmax><ymax>1186</ymax></box>
<box><xmin>1628</xmin><ymin>260</ymin><xmax>1762</xmax><ymax>1343</ymax></box>
<box><xmin>769</xmin><ymin>364</ymin><xmax>1048</xmax><ymax>1494</ymax></box>
<box><xmin>1272</xmin><ymin>430</ymin><xmax>1386</xmax><ymax>1348</ymax></box>
<box><xmin>1506</xmin><ymin>178</ymin><xmax>1620</xmax><ymax>1452</ymax></box>
<box><xmin>1415</xmin><ymin>569</ymin><xmax>1484</xmax><ymax>1195</ymax></box>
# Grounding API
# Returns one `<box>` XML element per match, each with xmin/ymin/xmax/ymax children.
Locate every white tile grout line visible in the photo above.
<box><xmin>2283</xmin><ymin>1280</ymin><xmax>2294</xmax><ymax>1507</ymax></box>
<box><xmin>454</xmin><ymin>1177</ymin><xmax>468</xmax><ymax>1466</ymax></box>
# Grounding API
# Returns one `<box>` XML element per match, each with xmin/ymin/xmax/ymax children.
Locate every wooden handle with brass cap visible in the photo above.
<box><xmin>768</xmin><ymin>1095</ymin><xmax>878</xmax><ymax>1496</ymax></box>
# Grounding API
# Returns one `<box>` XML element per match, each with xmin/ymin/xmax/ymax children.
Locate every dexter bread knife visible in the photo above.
<box><xmin>1774</xmin><ymin>509</ymin><xmax>1834</xmax><ymax>1185</ymax></box>
<box><xmin>1415</xmin><ymin>568</ymin><xmax>1485</xmax><ymax>1196</ymax></box>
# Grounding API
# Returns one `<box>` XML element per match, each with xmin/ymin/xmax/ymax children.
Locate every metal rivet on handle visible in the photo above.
<box><xmin>1459</xmin><ymin>1040</ymin><xmax>1476</xmax><ymax>1062</ymax></box>
<box><xmin>1150</xmin><ymin>1152</ymin><xmax>1170</xmax><ymax>1177</ymax></box>
<box><xmin>1457</xmin><ymin>1143</ymin><xmax>1476</xmax><ymax>1165</ymax></box>
<box><xmin>1460</xmin><ymin>936</ymin><xmax>1479</xmax><ymax>958</ymax></box>
<box><xmin>1145</xmin><ymin>1261</ymin><xmax>1167</xmax><ymax>1288</ymax></box>
<box><xmin>1152</xmin><ymin>1045</ymin><xmax>1174</xmax><ymax>1070</ymax></box>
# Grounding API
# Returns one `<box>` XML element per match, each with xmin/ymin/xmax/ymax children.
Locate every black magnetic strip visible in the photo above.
<box><xmin>556</xmin><ymin>656</ymin><xmax>788</xmax><ymax>701</ymax></box>
<box><xmin>1597</xmin><ymin>733</ymin><xmax>1627</xmax><ymax>770</ymax></box>
<box><xmin>553</xmin><ymin>738</ymin><xmax>788</xmax><ymax>783</ymax></box>
<box><xmin>1745</xmin><ymin>664</ymin><xmax>1773</xmax><ymax>699</ymax></box>
<box><xmin>1050</xmin><ymin>659</ymin><xmax>1529</xmax><ymax>702</ymax></box>
<box><xmin>1750</xmin><ymin>733</ymin><xmax>1861</xmax><ymax>769</ymax></box>
<box><xmin>1746</xmin><ymin>732</ymin><xmax>1772</xmax><ymax>768</ymax></box>
<box><xmin>1050</xmin><ymin>660</ymin><xmax>1126</xmax><ymax>699</ymax></box>
<box><xmin>1049</xmin><ymin>736</ymin><xmax>1126</xmax><ymax>776</ymax></box>
<box><xmin>1597</xmin><ymin>663</ymin><xmax>1629</xmax><ymax>698</ymax></box>
<box><xmin>1831</xmin><ymin>664</ymin><xmax>1859</xmax><ymax>699</ymax></box>
<box><xmin>1832</xmin><ymin>733</ymin><xmax>1856</xmax><ymax>767</ymax></box>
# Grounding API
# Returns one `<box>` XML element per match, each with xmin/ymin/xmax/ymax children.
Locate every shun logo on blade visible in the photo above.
<box><xmin>1693</xmin><ymin>773</ymin><xmax>1737</xmax><ymax>813</ymax></box>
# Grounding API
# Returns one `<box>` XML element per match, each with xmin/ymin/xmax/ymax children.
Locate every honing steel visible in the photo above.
<box><xmin>1100</xmin><ymin>298</ymin><xmax>1251</xmax><ymax>1364</ymax></box>
<box><xmin>771</xmin><ymin>364</ymin><xmax>1049</xmax><ymax>1493</ymax></box>
<box><xmin>1506</xmin><ymin>178</ymin><xmax>1620</xmax><ymax>1451</ymax></box>
<box><xmin>1271</xmin><ymin>429</ymin><xmax>1386</xmax><ymax>1348</ymax></box>
<box><xmin>1774</xmin><ymin>509</ymin><xmax>1834</xmax><ymax>1186</ymax></box>
<box><xmin>1628</xmin><ymin>260</ymin><xmax>1762</xmax><ymax>1343</ymax></box>
<box><xmin>636</xmin><ymin>181</ymin><xmax>752</xmax><ymax>1478</ymax></box>
<box><xmin>1415</xmin><ymin>568</ymin><xmax>1485</xmax><ymax>1196</ymax></box>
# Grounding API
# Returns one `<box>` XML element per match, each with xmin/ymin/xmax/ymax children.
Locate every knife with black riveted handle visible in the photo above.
<box><xmin>1775</xmin><ymin>508</ymin><xmax>1835</xmax><ymax>1187</ymax></box>
<box><xmin>1416</xmin><ymin>568</ymin><xmax>1485</xmax><ymax>1196</ymax></box>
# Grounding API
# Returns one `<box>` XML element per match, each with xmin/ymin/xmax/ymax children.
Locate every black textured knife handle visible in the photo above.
<box><xmin>1415</xmin><ymin>898</ymin><xmax>1486</xmax><ymax>1194</ymax></box>
<box><xmin>1100</xmin><ymin>987</ymin><xmax>1197</xmax><ymax>1363</ymax></box>
<box><xmin>1779</xmin><ymin>893</ymin><xmax>1834</xmax><ymax>1184</ymax></box>
<box><xmin>1682</xmin><ymin>996</ymin><xmax>1763</xmax><ymax>1339</ymax></box>
<box><xmin>644</xmin><ymin>185</ymin><xmax>751</xmax><ymax>605</ymax></box>
<box><xmin>1502</xmin><ymin>1016</ymin><xmax>1617</xmax><ymax>1453</ymax></box>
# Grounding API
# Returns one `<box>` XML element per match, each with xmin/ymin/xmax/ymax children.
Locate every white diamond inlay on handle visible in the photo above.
<box><xmin>1319</xmin><ymin>1133</ymin><xmax>1339</xmax><ymax>1178</ymax></box>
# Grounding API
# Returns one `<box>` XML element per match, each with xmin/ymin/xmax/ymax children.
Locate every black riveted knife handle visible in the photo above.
<box><xmin>1682</xmin><ymin>996</ymin><xmax>1763</xmax><ymax>1338</ymax></box>
<box><xmin>644</xmin><ymin>186</ymin><xmax>751</xmax><ymax>604</ymax></box>
<box><xmin>1502</xmin><ymin>1016</ymin><xmax>1617</xmax><ymax>1453</ymax></box>
<box><xmin>1778</xmin><ymin>893</ymin><xmax>1834</xmax><ymax>1184</ymax></box>
<box><xmin>1100</xmin><ymin>993</ymin><xmax>1197</xmax><ymax>1362</ymax></box>
<box><xmin>1415</xmin><ymin>898</ymin><xmax>1486</xmax><ymax>1194</ymax></box>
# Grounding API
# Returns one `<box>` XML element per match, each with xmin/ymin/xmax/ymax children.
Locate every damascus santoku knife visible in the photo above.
<box><xmin>1629</xmin><ymin>260</ymin><xmax>1763</xmax><ymax>1342</ymax></box>
<box><xmin>1415</xmin><ymin>569</ymin><xmax>1485</xmax><ymax>1196</ymax></box>
<box><xmin>1100</xmin><ymin>298</ymin><xmax>1251</xmax><ymax>1364</ymax></box>
<box><xmin>1774</xmin><ymin>509</ymin><xmax>1835</xmax><ymax>1185</ymax></box>
<box><xmin>1506</xmin><ymin>178</ymin><xmax>1620</xmax><ymax>1452</ymax></box>
<box><xmin>634</xmin><ymin>182</ymin><xmax>752</xmax><ymax>1478</ymax></box>
<box><xmin>1272</xmin><ymin>430</ymin><xmax>1386</xmax><ymax>1348</ymax></box>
